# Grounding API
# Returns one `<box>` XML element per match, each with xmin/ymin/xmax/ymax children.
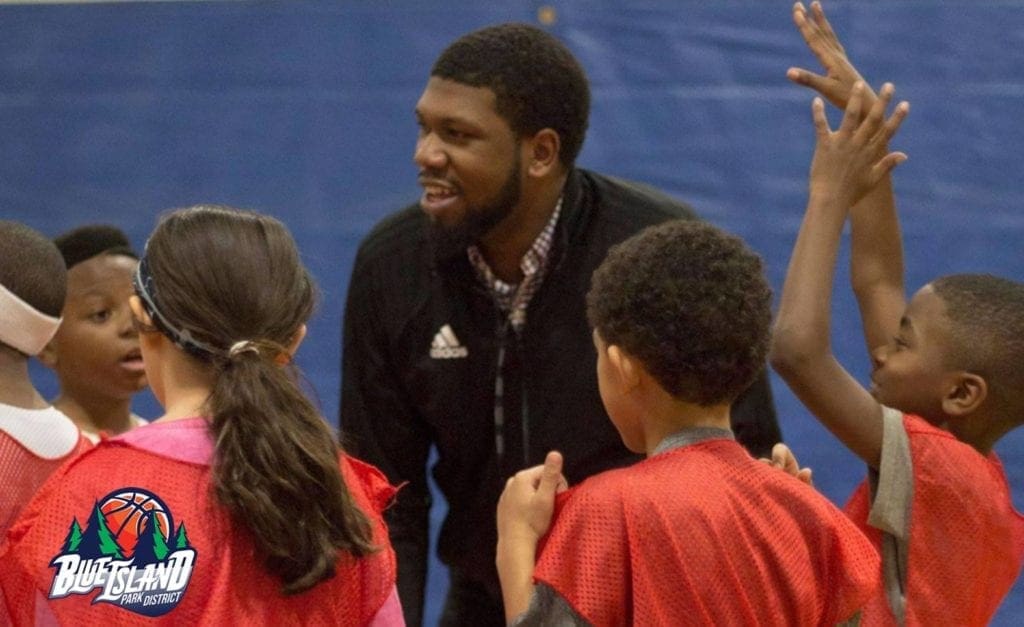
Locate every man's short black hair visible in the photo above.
<box><xmin>432</xmin><ymin>22</ymin><xmax>590</xmax><ymax>169</ymax></box>
<box><xmin>53</xmin><ymin>224</ymin><xmax>138</xmax><ymax>270</ymax></box>
<box><xmin>587</xmin><ymin>219</ymin><xmax>772</xmax><ymax>405</ymax></box>
<box><xmin>931</xmin><ymin>273</ymin><xmax>1024</xmax><ymax>417</ymax></box>
<box><xmin>0</xmin><ymin>220</ymin><xmax>67</xmax><ymax>318</ymax></box>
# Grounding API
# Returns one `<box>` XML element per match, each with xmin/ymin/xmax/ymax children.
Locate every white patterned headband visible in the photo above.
<box><xmin>0</xmin><ymin>282</ymin><xmax>62</xmax><ymax>356</ymax></box>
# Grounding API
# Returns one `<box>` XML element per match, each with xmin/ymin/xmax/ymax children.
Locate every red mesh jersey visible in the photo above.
<box><xmin>845</xmin><ymin>414</ymin><xmax>1024</xmax><ymax>626</ymax></box>
<box><xmin>1</xmin><ymin>430</ymin><xmax>90</xmax><ymax>536</ymax></box>
<box><xmin>535</xmin><ymin>438</ymin><xmax>880</xmax><ymax>626</ymax></box>
<box><xmin>0</xmin><ymin>440</ymin><xmax>398</xmax><ymax>626</ymax></box>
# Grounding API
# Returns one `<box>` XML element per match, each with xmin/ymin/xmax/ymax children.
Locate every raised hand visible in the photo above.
<box><xmin>809</xmin><ymin>82</ymin><xmax>909</xmax><ymax>209</ymax></box>
<box><xmin>788</xmin><ymin>1</ymin><xmax>876</xmax><ymax>111</ymax></box>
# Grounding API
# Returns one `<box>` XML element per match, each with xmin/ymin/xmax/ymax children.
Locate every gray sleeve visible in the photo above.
<box><xmin>864</xmin><ymin>405</ymin><xmax>911</xmax><ymax>625</ymax></box>
<box><xmin>510</xmin><ymin>583</ymin><xmax>591</xmax><ymax>627</ymax></box>
<box><xmin>867</xmin><ymin>405</ymin><xmax>912</xmax><ymax>541</ymax></box>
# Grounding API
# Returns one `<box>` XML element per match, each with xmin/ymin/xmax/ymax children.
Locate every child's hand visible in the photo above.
<box><xmin>808</xmin><ymin>82</ymin><xmax>909</xmax><ymax>209</ymax></box>
<box><xmin>759</xmin><ymin>443</ymin><xmax>814</xmax><ymax>487</ymax></box>
<box><xmin>788</xmin><ymin>1</ymin><xmax>875</xmax><ymax>113</ymax></box>
<box><xmin>496</xmin><ymin>451</ymin><xmax>568</xmax><ymax>545</ymax></box>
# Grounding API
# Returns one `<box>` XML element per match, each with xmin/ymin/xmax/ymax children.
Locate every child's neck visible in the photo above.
<box><xmin>948</xmin><ymin>409</ymin><xmax>1016</xmax><ymax>456</ymax></box>
<box><xmin>642</xmin><ymin>397</ymin><xmax>732</xmax><ymax>456</ymax></box>
<box><xmin>53</xmin><ymin>392</ymin><xmax>133</xmax><ymax>437</ymax></box>
<box><xmin>0</xmin><ymin>351</ymin><xmax>48</xmax><ymax>409</ymax></box>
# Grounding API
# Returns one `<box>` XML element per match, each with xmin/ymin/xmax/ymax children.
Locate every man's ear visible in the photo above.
<box><xmin>525</xmin><ymin>128</ymin><xmax>561</xmax><ymax>178</ymax></box>
<box><xmin>942</xmin><ymin>372</ymin><xmax>987</xmax><ymax>417</ymax></box>
<box><xmin>37</xmin><ymin>339</ymin><xmax>58</xmax><ymax>368</ymax></box>
<box><xmin>608</xmin><ymin>344</ymin><xmax>641</xmax><ymax>392</ymax></box>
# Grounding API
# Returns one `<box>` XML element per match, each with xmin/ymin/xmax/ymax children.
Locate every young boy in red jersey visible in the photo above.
<box><xmin>0</xmin><ymin>221</ymin><xmax>90</xmax><ymax>535</ymax></box>
<box><xmin>496</xmin><ymin>175</ymin><xmax>893</xmax><ymax>623</ymax></box>
<box><xmin>771</xmin><ymin>3</ymin><xmax>1024</xmax><ymax>624</ymax></box>
<box><xmin>39</xmin><ymin>225</ymin><xmax>148</xmax><ymax>442</ymax></box>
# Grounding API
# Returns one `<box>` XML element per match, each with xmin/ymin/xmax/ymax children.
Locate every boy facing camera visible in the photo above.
<box><xmin>39</xmin><ymin>225</ymin><xmax>147</xmax><ymax>441</ymax></box>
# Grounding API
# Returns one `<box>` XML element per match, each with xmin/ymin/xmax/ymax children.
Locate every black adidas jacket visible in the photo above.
<box><xmin>340</xmin><ymin>168</ymin><xmax>781</xmax><ymax>625</ymax></box>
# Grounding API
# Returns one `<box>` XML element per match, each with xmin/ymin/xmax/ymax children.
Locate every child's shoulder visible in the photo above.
<box><xmin>900</xmin><ymin>412</ymin><xmax>999</xmax><ymax>467</ymax></box>
<box><xmin>565</xmin><ymin>440</ymin><xmax>751</xmax><ymax>509</ymax></box>
<box><xmin>901</xmin><ymin>413</ymin><xmax>956</xmax><ymax>439</ymax></box>
<box><xmin>565</xmin><ymin>463</ymin><xmax>638</xmax><ymax>506</ymax></box>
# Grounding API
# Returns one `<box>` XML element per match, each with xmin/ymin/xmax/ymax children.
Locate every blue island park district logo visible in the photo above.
<box><xmin>47</xmin><ymin>487</ymin><xmax>196</xmax><ymax>617</ymax></box>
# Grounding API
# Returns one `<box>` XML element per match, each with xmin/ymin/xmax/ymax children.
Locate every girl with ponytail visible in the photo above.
<box><xmin>0</xmin><ymin>206</ymin><xmax>403</xmax><ymax>626</ymax></box>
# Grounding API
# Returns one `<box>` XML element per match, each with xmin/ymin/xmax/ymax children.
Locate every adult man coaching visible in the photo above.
<box><xmin>340</xmin><ymin>23</ymin><xmax>781</xmax><ymax>626</ymax></box>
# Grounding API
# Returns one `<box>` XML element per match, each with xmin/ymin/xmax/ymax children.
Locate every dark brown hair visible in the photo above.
<box><xmin>141</xmin><ymin>205</ymin><xmax>373</xmax><ymax>594</ymax></box>
<box><xmin>587</xmin><ymin>219</ymin><xmax>772</xmax><ymax>405</ymax></box>
<box><xmin>931</xmin><ymin>273</ymin><xmax>1024</xmax><ymax>417</ymax></box>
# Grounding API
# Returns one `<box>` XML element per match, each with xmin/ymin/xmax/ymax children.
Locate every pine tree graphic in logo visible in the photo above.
<box><xmin>60</xmin><ymin>518</ymin><xmax>83</xmax><ymax>554</ymax></box>
<box><xmin>49</xmin><ymin>487</ymin><xmax>197</xmax><ymax>617</ymax></box>
<box><xmin>72</xmin><ymin>502</ymin><xmax>126</xmax><ymax>559</ymax></box>
<box><xmin>174</xmin><ymin>522</ymin><xmax>191</xmax><ymax>550</ymax></box>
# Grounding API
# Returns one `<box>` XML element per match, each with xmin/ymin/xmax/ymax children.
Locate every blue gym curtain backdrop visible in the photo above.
<box><xmin>3</xmin><ymin>2</ymin><xmax>1022</xmax><ymax>624</ymax></box>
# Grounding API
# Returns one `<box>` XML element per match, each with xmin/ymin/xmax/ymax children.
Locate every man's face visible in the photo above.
<box><xmin>45</xmin><ymin>254</ymin><xmax>147</xmax><ymax>402</ymax></box>
<box><xmin>414</xmin><ymin>77</ymin><xmax>523</xmax><ymax>253</ymax></box>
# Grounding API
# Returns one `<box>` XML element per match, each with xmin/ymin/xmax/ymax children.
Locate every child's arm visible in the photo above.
<box><xmin>789</xmin><ymin>0</ymin><xmax>907</xmax><ymax>354</ymax></box>
<box><xmin>495</xmin><ymin>451</ymin><xmax>567</xmax><ymax>624</ymax></box>
<box><xmin>770</xmin><ymin>85</ymin><xmax>909</xmax><ymax>469</ymax></box>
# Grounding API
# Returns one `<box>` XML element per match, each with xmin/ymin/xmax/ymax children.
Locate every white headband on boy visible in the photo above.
<box><xmin>0</xmin><ymin>282</ymin><xmax>61</xmax><ymax>356</ymax></box>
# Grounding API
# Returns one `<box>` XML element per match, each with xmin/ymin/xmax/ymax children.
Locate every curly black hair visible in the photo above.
<box><xmin>431</xmin><ymin>22</ymin><xmax>590</xmax><ymax>169</ymax></box>
<box><xmin>931</xmin><ymin>273</ymin><xmax>1024</xmax><ymax>417</ymax></box>
<box><xmin>587</xmin><ymin>220</ymin><xmax>772</xmax><ymax>406</ymax></box>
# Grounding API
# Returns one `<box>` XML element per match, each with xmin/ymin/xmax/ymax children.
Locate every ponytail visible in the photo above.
<box><xmin>207</xmin><ymin>346</ymin><xmax>375</xmax><ymax>594</ymax></box>
<box><xmin>136</xmin><ymin>205</ymin><xmax>376</xmax><ymax>595</ymax></box>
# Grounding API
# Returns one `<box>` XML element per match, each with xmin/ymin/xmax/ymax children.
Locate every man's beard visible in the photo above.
<box><xmin>428</xmin><ymin>154</ymin><xmax>521</xmax><ymax>264</ymax></box>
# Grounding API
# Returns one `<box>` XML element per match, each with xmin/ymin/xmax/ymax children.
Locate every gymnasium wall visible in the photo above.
<box><xmin>2</xmin><ymin>1</ymin><xmax>1022</xmax><ymax>624</ymax></box>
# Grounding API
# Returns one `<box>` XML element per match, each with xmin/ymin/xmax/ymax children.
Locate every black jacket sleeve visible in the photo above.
<box><xmin>729</xmin><ymin>370</ymin><xmax>781</xmax><ymax>459</ymax></box>
<box><xmin>339</xmin><ymin>255</ymin><xmax>432</xmax><ymax>627</ymax></box>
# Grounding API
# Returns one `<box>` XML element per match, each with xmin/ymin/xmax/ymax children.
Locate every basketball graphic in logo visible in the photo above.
<box><xmin>98</xmin><ymin>489</ymin><xmax>171</xmax><ymax>558</ymax></box>
<box><xmin>49</xmin><ymin>486</ymin><xmax>196</xmax><ymax>617</ymax></box>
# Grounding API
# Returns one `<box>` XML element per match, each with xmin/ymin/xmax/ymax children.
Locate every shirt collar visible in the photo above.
<box><xmin>467</xmin><ymin>196</ymin><xmax>563</xmax><ymax>293</ymax></box>
<box><xmin>652</xmin><ymin>426</ymin><xmax>734</xmax><ymax>457</ymax></box>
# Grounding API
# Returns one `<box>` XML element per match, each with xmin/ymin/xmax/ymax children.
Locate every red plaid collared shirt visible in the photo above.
<box><xmin>467</xmin><ymin>198</ymin><xmax>562</xmax><ymax>333</ymax></box>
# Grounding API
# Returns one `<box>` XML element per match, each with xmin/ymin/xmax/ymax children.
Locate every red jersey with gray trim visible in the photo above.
<box><xmin>845</xmin><ymin>413</ymin><xmax>1024</xmax><ymax>626</ymax></box>
<box><xmin>535</xmin><ymin>438</ymin><xmax>880</xmax><ymax>626</ymax></box>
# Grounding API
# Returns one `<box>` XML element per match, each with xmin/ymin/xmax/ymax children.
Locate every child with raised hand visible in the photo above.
<box><xmin>0</xmin><ymin>221</ymin><xmax>90</xmax><ymax>535</ymax></box>
<box><xmin>772</xmin><ymin>3</ymin><xmax>1024</xmax><ymax>623</ymax></box>
<box><xmin>497</xmin><ymin>217</ymin><xmax>881</xmax><ymax>626</ymax></box>
<box><xmin>0</xmin><ymin>206</ymin><xmax>402</xmax><ymax>626</ymax></box>
<box><xmin>40</xmin><ymin>225</ymin><xmax>148</xmax><ymax>442</ymax></box>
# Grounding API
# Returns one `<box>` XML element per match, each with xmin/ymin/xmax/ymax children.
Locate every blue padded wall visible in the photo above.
<box><xmin>2</xmin><ymin>2</ymin><xmax>1022</xmax><ymax>624</ymax></box>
